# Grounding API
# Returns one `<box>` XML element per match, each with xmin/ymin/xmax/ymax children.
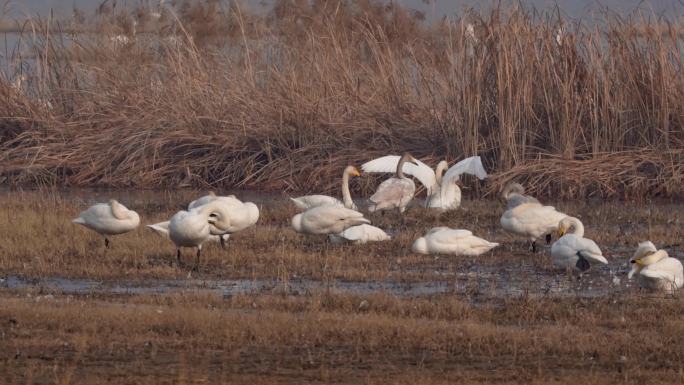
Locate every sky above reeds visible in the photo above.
<box><xmin>10</xmin><ymin>0</ymin><xmax>684</xmax><ymax>19</ymax></box>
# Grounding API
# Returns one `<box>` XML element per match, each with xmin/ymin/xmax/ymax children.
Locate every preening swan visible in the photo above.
<box><xmin>292</xmin><ymin>205</ymin><xmax>370</xmax><ymax>235</ymax></box>
<box><xmin>412</xmin><ymin>227</ymin><xmax>499</xmax><ymax>256</ymax></box>
<box><xmin>72</xmin><ymin>200</ymin><xmax>140</xmax><ymax>247</ymax></box>
<box><xmin>147</xmin><ymin>221</ymin><xmax>226</xmax><ymax>245</ymax></box>
<box><xmin>290</xmin><ymin>166</ymin><xmax>361</xmax><ymax>210</ymax></box>
<box><xmin>629</xmin><ymin>241</ymin><xmax>683</xmax><ymax>294</ymax></box>
<box><xmin>500</xmin><ymin>198</ymin><xmax>567</xmax><ymax>252</ymax></box>
<box><xmin>362</xmin><ymin>155</ymin><xmax>487</xmax><ymax>211</ymax></box>
<box><xmin>501</xmin><ymin>182</ymin><xmax>540</xmax><ymax>209</ymax></box>
<box><xmin>169</xmin><ymin>200</ymin><xmax>235</xmax><ymax>269</ymax></box>
<box><xmin>366</xmin><ymin>153</ymin><xmax>418</xmax><ymax>213</ymax></box>
<box><xmin>187</xmin><ymin>193</ymin><xmax>258</xmax><ymax>248</ymax></box>
<box><xmin>550</xmin><ymin>217</ymin><xmax>607</xmax><ymax>271</ymax></box>
<box><xmin>328</xmin><ymin>224</ymin><xmax>391</xmax><ymax>244</ymax></box>
<box><xmin>427</xmin><ymin>156</ymin><xmax>488</xmax><ymax>211</ymax></box>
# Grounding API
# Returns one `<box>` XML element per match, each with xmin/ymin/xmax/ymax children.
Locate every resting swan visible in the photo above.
<box><xmin>292</xmin><ymin>205</ymin><xmax>370</xmax><ymax>235</ymax></box>
<box><xmin>147</xmin><ymin>221</ymin><xmax>225</xmax><ymax>244</ymax></box>
<box><xmin>362</xmin><ymin>155</ymin><xmax>487</xmax><ymax>211</ymax></box>
<box><xmin>72</xmin><ymin>199</ymin><xmax>140</xmax><ymax>247</ymax></box>
<box><xmin>629</xmin><ymin>241</ymin><xmax>683</xmax><ymax>294</ymax></box>
<box><xmin>550</xmin><ymin>217</ymin><xmax>607</xmax><ymax>271</ymax></box>
<box><xmin>412</xmin><ymin>227</ymin><xmax>499</xmax><ymax>256</ymax></box>
<box><xmin>366</xmin><ymin>153</ymin><xmax>418</xmax><ymax>213</ymax></box>
<box><xmin>168</xmin><ymin>200</ymin><xmax>233</xmax><ymax>269</ymax></box>
<box><xmin>328</xmin><ymin>224</ymin><xmax>391</xmax><ymax>244</ymax></box>
<box><xmin>500</xmin><ymin>185</ymin><xmax>567</xmax><ymax>252</ymax></box>
<box><xmin>290</xmin><ymin>166</ymin><xmax>360</xmax><ymax>210</ymax></box>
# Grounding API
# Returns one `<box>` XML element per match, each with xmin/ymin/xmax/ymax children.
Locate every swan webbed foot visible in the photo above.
<box><xmin>545</xmin><ymin>234</ymin><xmax>552</xmax><ymax>244</ymax></box>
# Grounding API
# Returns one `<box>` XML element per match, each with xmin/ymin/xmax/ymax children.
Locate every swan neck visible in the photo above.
<box><xmin>569</xmin><ymin>218</ymin><xmax>584</xmax><ymax>237</ymax></box>
<box><xmin>342</xmin><ymin>170</ymin><xmax>353</xmax><ymax>209</ymax></box>
<box><xmin>435</xmin><ymin>161</ymin><xmax>448</xmax><ymax>185</ymax></box>
<box><xmin>396</xmin><ymin>154</ymin><xmax>409</xmax><ymax>178</ymax></box>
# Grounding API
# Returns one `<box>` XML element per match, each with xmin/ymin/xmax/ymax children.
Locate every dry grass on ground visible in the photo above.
<box><xmin>0</xmin><ymin>190</ymin><xmax>681</xmax><ymax>281</ymax></box>
<box><xmin>1</xmin><ymin>290</ymin><xmax>683</xmax><ymax>384</ymax></box>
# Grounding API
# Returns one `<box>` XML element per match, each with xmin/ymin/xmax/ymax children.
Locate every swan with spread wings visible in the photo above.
<box><xmin>361</xmin><ymin>155</ymin><xmax>487</xmax><ymax>211</ymax></box>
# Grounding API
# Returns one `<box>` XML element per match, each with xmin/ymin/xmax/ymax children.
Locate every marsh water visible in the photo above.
<box><xmin>1</xmin><ymin>188</ymin><xmax>682</xmax><ymax>301</ymax></box>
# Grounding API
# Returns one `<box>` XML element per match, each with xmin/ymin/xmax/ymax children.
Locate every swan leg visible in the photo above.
<box><xmin>220</xmin><ymin>235</ymin><xmax>227</xmax><ymax>249</ymax></box>
<box><xmin>104</xmin><ymin>237</ymin><xmax>110</xmax><ymax>248</ymax></box>
<box><xmin>175</xmin><ymin>248</ymin><xmax>182</xmax><ymax>267</ymax></box>
<box><xmin>545</xmin><ymin>234</ymin><xmax>552</xmax><ymax>244</ymax></box>
<box><xmin>530</xmin><ymin>241</ymin><xmax>537</xmax><ymax>253</ymax></box>
<box><xmin>575</xmin><ymin>254</ymin><xmax>590</xmax><ymax>272</ymax></box>
<box><xmin>194</xmin><ymin>247</ymin><xmax>202</xmax><ymax>271</ymax></box>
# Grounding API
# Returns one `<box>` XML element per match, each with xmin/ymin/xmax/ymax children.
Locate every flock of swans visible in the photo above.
<box><xmin>72</xmin><ymin>153</ymin><xmax>683</xmax><ymax>294</ymax></box>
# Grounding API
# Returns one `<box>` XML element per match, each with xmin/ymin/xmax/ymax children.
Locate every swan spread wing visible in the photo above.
<box><xmin>441</xmin><ymin>156</ymin><xmax>488</xmax><ymax>185</ymax></box>
<box><xmin>362</xmin><ymin>155</ymin><xmax>436</xmax><ymax>190</ymax></box>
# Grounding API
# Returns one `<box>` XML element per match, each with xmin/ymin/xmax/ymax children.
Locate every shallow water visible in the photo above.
<box><xmin>0</xmin><ymin>264</ymin><xmax>633</xmax><ymax>301</ymax></box>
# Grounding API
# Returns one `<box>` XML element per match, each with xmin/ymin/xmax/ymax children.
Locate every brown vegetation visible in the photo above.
<box><xmin>0</xmin><ymin>1</ymin><xmax>682</xmax><ymax>198</ymax></box>
<box><xmin>2</xmin><ymin>290</ymin><xmax>683</xmax><ymax>384</ymax></box>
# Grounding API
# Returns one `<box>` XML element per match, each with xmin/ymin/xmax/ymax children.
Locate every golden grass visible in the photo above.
<box><xmin>0</xmin><ymin>190</ymin><xmax>681</xmax><ymax>282</ymax></box>
<box><xmin>0</xmin><ymin>1</ymin><xmax>682</xmax><ymax>198</ymax></box>
<box><xmin>1</xmin><ymin>290</ymin><xmax>683</xmax><ymax>384</ymax></box>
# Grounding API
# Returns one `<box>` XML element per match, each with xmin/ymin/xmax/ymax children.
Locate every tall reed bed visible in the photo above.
<box><xmin>0</xmin><ymin>1</ymin><xmax>682</xmax><ymax>198</ymax></box>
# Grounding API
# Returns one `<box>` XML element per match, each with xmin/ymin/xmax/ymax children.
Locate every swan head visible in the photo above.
<box><xmin>501</xmin><ymin>182</ymin><xmax>525</xmax><ymax>201</ymax></box>
<box><xmin>344</xmin><ymin>165</ymin><xmax>361</xmax><ymax>177</ymax></box>
<box><xmin>291</xmin><ymin>214</ymin><xmax>303</xmax><ymax>232</ymax></box>
<box><xmin>556</xmin><ymin>217</ymin><xmax>581</xmax><ymax>237</ymax></box>
<box><xmin>411</xmin><ymin>237</ymin><xmax>428</xmax><ymax>254</ymax></box>
<box><xmin>402</xmin><ymin>152</ymin><xmax>418</xmax><ymax>164</ymax></box>
<box><xmin>630</xmin><ymin>241</ymin><xmax>665</xmax><ymax>267</ymax></box>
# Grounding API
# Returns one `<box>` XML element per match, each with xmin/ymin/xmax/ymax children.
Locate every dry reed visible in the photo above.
<box><xmin>0</xmin><ymin>1</ymin><xmax>682</xmax><ymax>198</ymax></box>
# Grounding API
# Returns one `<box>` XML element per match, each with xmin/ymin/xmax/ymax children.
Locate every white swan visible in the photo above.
<box><xmin>366</xmin><ymin>153</ymin><xmax>418</xmax><ymax>213</ymax></box>
<box><xmin>292</xmin><ymin>205</ymin><xmax>370</xmax><ymax>235</ymax></box>
<box><xmin>500</xmin><ymin>195</ymin><xmax>567</xmax><ymax>252</ymax></box>
<box><xmin>147</xmin><ymin>221</ymin><xmax>226</xmax><ymax>244</ymax></box>
<box><xmin>550</xmin><ymin>217</ymin><xmax>607</xmax><ymax>271</ymax></box>
<box><xmin>362</xmin><ymin>155</ymin><xmax>487</xmax><ymax>211</ymax></box>
<box><xmin>290</xmin><ymin>166</ymin><xmax>360</xmax><ymax>210</ymax></box>
<box><xmin>72</xmin><ymin>199</ymin><xmax>140</xmax><ymax>247</ymax></box>
<box><xmin>501</xmin><ymin>182</ymin><xmax>540</xmax><ymax>209</ymax></box>
<box><xmin>412</xmin><ymin>227</ymin><xmax>499</xmax><ymax>256</ymax></box>
<box><xmin>328</xmin><ymin>224</ymin><xmax>391</xmax><ymax>244</ymax></box>
<box><xmin>186</xmin><ymin>192</ymin><xmax>258</xmax><ymax>247</ymax></box>
<box><xmin>629</xmin><ymin>241</ymin><xmax>683</xmax><ymax>294</ymax></box>
<box><xmin>168</xmin><ymin>200</ymin><xmax>233</xmax><ymax>268</ymax></box>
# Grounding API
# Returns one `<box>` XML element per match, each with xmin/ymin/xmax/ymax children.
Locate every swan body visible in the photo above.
<box><xmin>367</xmin><ymin>153</ymin><xmax>418</xmax><ymax>213</ymax></box>
<box><xmin>629</xmin><ymin>241</ymin><xmax>683</xmax><ymax>293</ymax></box>
<box><xmin>550</xmin><ymin>217</ymin><xmax>607</xmax><ymax>271</ymax></box>
<box><xmin>328</xmin><ymin>224</ymin><xmax>391</xmax><ymax>244</ymax></box>
<box><xmin>290</xmin><ymin>165</ymin><xmax>361</xmax><ymax>211</ymax></box>
<box><xmin>147</xmin><ymin>221</ymin><xmax>225</xmax><ymax>244</ymax></box>
<box><xmin>168</xmin><ymin>200</ymin><xmax>234</xmax><ymax>268</ymax></box>
<box><xmin>363</xmin><ymin>155</ymin><xmax>487</xmax><ymax>211</ymax></box>
<box><xmin>411</xmin><ymin>227</ymin><xmax>499</xmax><ymax>256</ymax></box>
<box><xmin>73</xmin><ymin>200</ymin><xmax>140</xmax><ymax>247</ymax></box>
<box><xmin>187</xmin><ymin>192</ymin><xmax>259</xmax><ymax>244</ymax></box>
<box><xmin>292</xmin><ymin>205</ymin><xmax>370</xmax><ymax>235</ymax></box>
<box><xmin>500</xmin><ymin>203</ymin><xmax>567</xmax><ymax>251</ymax></box>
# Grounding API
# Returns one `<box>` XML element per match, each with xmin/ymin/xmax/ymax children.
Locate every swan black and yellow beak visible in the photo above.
<box><xmin>352</xmin><ymin>167</ymin><xmax>361</xmax><ymax>177</ymax></box>
<box><xmin>630</xmin><ymin>258</ymin><xmax>644</xmax><ymax>266</ymax></box>
<box><xmin>557</xmin><ymin>228</ymin><xmax>566</xmax><ymax>237</ymax></box>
